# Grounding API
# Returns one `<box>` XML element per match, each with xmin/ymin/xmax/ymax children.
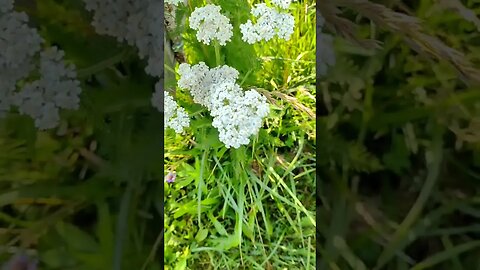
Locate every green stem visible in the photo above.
<box><xmin>197</xmin><ymin>150</ymin><xmax>207</xmax><ymax>228</ymax></box>
<box><xmin>113</xmin><ymin>179</ymin><xmax>134</xmax><ymax>270</ymax></box>
<box><xmin>374</xmin><ymin>124</ymin><xmax>444</xmax><ymax>270</ymax></box>
<box><xmin>214</xmin><ymin>41</ymin><xmax>221</xmax><ymax>66</ymax></box>
<box><xmin>77</xmin><ymin>49</ymin><xmax>129</xmax><ymax>78</ymax></box>
<box><xmin>357</xmin><ymin>82</ymin><xmax>374</xmax><ymax>144</ymax></box>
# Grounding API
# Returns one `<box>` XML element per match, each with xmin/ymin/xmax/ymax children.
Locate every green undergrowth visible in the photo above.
<box><xmin>164</xmin><ymin>0</ymin><xmax>316</xmax><ymax>269</ymax></box>
<box><xmin>0</xmin><ymin>0</ymin><xmax>316</xmax><ymax>269</ymax></box>
<box><xmin>318</xmin><ymin>0</ymin><xmax>480</xmax><ymax>269</ymax></box>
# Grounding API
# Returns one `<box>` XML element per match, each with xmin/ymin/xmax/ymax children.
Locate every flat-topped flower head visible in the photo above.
<box><xmin>240</xmin><ymin>3</ymin><xmax>294</xmax><ymax>44</ymax></box>
<box><xmin>0</xmin><ymin>11</ymin><xmax>43</xmax><ymax>68</ymax></box>
<box><xmin>189</xmin><ymin>4</ymin><xmax>233</xmax><ymax>46</ymax></box>
<box><xmin>210</xmin><ymin>83</ymin><xmax>269</xmax><ymax>148</ymax></box>
<box><xmin>177</xmin><ymin>62</ymin><xmax>269</xmax><ymax>148</ymax></box>
<box><xmin>14</xmin><ymin>47</ymin><xmax>82</xmax><ymax>130</ymax></box>
<box><xmin>177</xmin><ymin>62</ymin><xmax>210</xmax><ymax>106</ymax></box>
<box><xmin>0</xmin><ymin>6</ymin><xmax>81</xmax><ymax>128</ymax></box>
<box><xmin>177</xmin><ymin>62</ymin><xmax>239</xmax><ymax>108</ymax></box>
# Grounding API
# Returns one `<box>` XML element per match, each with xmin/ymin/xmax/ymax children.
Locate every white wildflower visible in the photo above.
<box><xmin>82</xmin><ymin>0</ymin><xmax>163</xmax><ymax>77</ymax></box>
<box><xmin>177</xmin><ymin>62</ymin><xmax>210</xmax><ymax>106</ymax></box>
<box><xmin>209</xmin><ymin>83</ymin><xmax>269</xmax><ymax>148</ymax></box>
<box><xmin>189</xmin><ymin>4</ymin><xmax>233</xmax><ymax>46</ymax></box>
<box><xmin>0</xmin><ymin>61</ymin><xmax>34</xmax><ymax>117</ymax></box>
<box><xmin>240</xmin><ymin>4</ymin><xmax>294</xmax><ymax>44</ymax></box>
<box><xmin>206</xmin><ymin>65</ymin><xmax>239</xmax><ymax>88</ymax></box>
<box><xmin>0</xmin><ymin>6</ymin><xmax>42</xmax><ymax>117</ymax></box>
<box><xmin>177</xmin><ymin>62</ymin><xmax>239</xmax><ymax>108</ymax></box>
<box><xmin>177</xmin><ymin>63</ymin><xmax>269</xmax><ymax>148</ymax></box>
<box><xmin>152</xmin><ymin>82</ymin><xmax>190</xmax><ymax>133</ymax></box>
<box><xmin>276</xmin><ymin>12</ymin><xmax>295</xmax><ymax>40</ymax></box>
<box><xmin>0</xmin><ymin>5</ymin><xmax>81</xmax><ymax>128</ymax></box>
<box><xmin>0</xmin><ymin>11</ymin><xmax>43</xmax><ymax>68</ymax></box>
<box><xmin>208</xmin><ymin>81</ymin><xmax>243</xmax><ymax>114</ymax></box>
<box><xmin>239</xmin><ymin>21</ymin><xmax>260</xmax><ymax>44</ymax></box>
<box><xmin>14</xmin><ymin>47</ymin><xmax>82</xmax><ymax>130</ymax></box>
<box><xmin>82</xmin><ymin>0</ymin><xmax>133</xmax><ymax>39</ymax></box>
<box><xmin>125</xmin><ymin>1</ymin><xmax>163</xmax><ymax>77</ymax></box>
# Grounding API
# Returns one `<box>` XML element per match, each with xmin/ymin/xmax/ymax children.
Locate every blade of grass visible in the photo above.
<box><xmin>411</xmin><ymin>241</ymin><xmax>480</xmax><ymax>270</ymax></box>
<box><xmin>375</xmin><ymin>125</ymin><xmax>444</xmax><ymax>269</ymax></box>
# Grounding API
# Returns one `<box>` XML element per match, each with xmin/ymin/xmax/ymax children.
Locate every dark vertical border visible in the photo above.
<box><xmin>315</xmin><ymin>3</ymin><xmax>321</xmax><ymax>269</ymax></box>
<box><xmin>160</xmin><ymin>0</ymin><xmax>165</xmax><ymax>267</ymax></box>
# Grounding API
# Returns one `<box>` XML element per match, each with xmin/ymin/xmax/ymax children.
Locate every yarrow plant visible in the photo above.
<box><xmin>209</xmin><ymin>82</ymin><xmax>269</xmax><ymax>148</ymax></box>
<box><xmin>240</xmin><ymin>3</ymin><xmax>295</xmax><ymax>44</ymax></box>
<box><xmin>0</xmin><ymin>0</ymin><xmax>81</xmax><ymax>129</ymax></box>
<box><xmin>188</xmin><ymin>4</ymin><xmax>233</xmax><ymax>46</ymax></box>
<box><xmin>81</xmin><ymin>0</ymin><xmax>272</xmax><ymax>148</ymax></box>
<box><xmin>177</xmin><ymin>62</ymin><xmax>269</xmax><ymax>148</ymax></box>
<box><xmin>177</xmin><ymin>62</ymin><xmax>239</xmax><ymax>108</ymax></box>
<box><xmin>0</xmin><ymin>1</ymin><xmax>42</xmax><ymax>117</ymax></box>
<box><xmin>82</xmin><ymin>0</ymin><xmax>163</xmax><ymax>77</ymax></box>
<box><xmin>82</xmin><ymin>0</ymin><xmax>193</xmax><ymax>135</ymax></box>
<box><xmin>152</xmin><ymin>83</ymin><xmax>190</xmax><ymax>133</ymax></box>
<box><xmin>14</xmin><ymin>48</ymin><xmax>81</xmax><ymax>130</ymax></box>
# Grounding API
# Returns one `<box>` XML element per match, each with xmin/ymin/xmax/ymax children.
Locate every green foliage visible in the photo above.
<box><xmin>164</xmin><ymin>0</ymin><xmax>316</xmax><ymax>269</ymax></box>
<box><xmin>318</xmin><ymin>0</ymin><xmax>480</xmax><ymax>269</ymax></box>
<box><xmin>1</xmin><ymin>0</ymin><xmax>315</xmax><ymax>269</ymax></box>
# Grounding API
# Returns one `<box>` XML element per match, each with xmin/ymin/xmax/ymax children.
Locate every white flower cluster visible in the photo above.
<box><xmin>178</xmin><ymin>63</ymin><xmax>269</xmax><ymax>148</ymax></box>
<box><xmin>152</xmin><ymin>82</ymin><xmax>190</xmax><ymax>133</ymax></box>
<box><xmin>210</xmin><ymin>83</ymin><xmax>270</xmax><ymax>148</ymax></box>
<box><xmin>14</xmin><ymin>48</ymin><xmax>82</xmax><ymax>130</ymax></box>
<box><xmin>0</xmin><ymin>1</ymin><xmax>42</xmax><ymax>117</ymax></box>
<box><xmin>0</xmin><ymin>0</ymin><xmax>14</xmax><ymax>14</ymax></box>
<box><xmin>82</xmin><ymin>0</ymin><xmax>162</xmax><ymax>77</ymax></box>
<box><xmin>189</xmin><ymin>4</ymin><xmax>233</xmax><ymax>46</ymax></box>
<box><xmin>318</xmin><ymin>12</ymin><xmax>335</xmax><ymax>77</ymax></box>
<box><xmin>83</xmin><ymin>0</ymin><xmax>177</xmax><ymax>132</ymax></box>
<box><xmin>0</xmin><ymin>1</ymin><xmax>81</xmax><ymax>129</ymax></box>
<box><xmin>240</xmin><ymin>3</ymin><xmax>294</xmax><ymax>44</ymax></box>
<box><xmin>177</xmin><ymin>62</ymin><xmax>239</xmax><ymax>107</ymax></box>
